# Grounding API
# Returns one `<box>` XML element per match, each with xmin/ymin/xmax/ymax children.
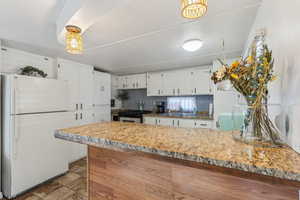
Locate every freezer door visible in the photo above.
<box><xmin>2</xmin><ymin>112</ymin><xmax>74</xmax><ymax>198</ymax></box>
<box><xmin>4</xmin><ymin>75</ymin><xmax>69</xmax><ymax>115</ymax></box>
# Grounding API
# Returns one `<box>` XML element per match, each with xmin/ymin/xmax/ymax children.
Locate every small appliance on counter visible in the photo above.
<box><xmin>155</xmin><ymin>101</ymin><xmax>166</xmax><ymax>114</ymax></box>
<box><xmin>111</xmin><ymin>99</ymin><xmax>115</xmax><ymax>108</ymax></box>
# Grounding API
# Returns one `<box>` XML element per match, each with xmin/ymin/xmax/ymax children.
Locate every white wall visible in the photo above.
<box><xmin>245</xmin><ymin>0</ymin><xmax>300</xmax><ymax>152</ymax></box>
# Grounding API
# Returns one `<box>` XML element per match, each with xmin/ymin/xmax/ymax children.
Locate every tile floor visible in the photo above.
<box><xmin>5</xmin><ymin>158</ymin><xmax>87</xmax><ymax>200</ymax></box>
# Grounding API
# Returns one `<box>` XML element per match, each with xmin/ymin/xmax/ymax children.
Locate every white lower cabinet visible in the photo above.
<box><xmin>194</xmin><ymin>120</ymin><xmax>212</xmax><ymax>129</ymax></box>
<box><xmin>143</xmin><ymin>117</ymin><xmax>212</xmax><ymax>129</ymax></box>
<box><xmin>69</xmin><ymin>110</ymin><xmax>94</xmax><ymax>163</ymax></box>
<box><xmin>178</xmin><ymin>119</ymin><xmax>196</xmax><ymax>128</ymax></box>
<box><xmin>144</xmin><ymin>117</ymin><xmax>157</xmax><ymax>125</ymax></box>
<box><xmin>158</xmin><ymin>118</ymin><xmax>174</xmax><ymax>127</ymax></box>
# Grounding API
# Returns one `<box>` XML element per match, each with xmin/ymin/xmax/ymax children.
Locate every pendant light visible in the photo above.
<box><xmin>65</xmin><ymin>25</ymin><xmax>83</xmax><ymax>54</ymax></box>
<box><xmin>181</xmin><ymin>0</ymin><xmax>208</xmax><ymax>19</ymax></box>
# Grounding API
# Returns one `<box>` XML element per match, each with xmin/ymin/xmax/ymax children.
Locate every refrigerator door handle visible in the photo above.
<box><xmin>13</xmin><ymin>117</ymin><xmax>20</xmax><ymax>160</ymax></box>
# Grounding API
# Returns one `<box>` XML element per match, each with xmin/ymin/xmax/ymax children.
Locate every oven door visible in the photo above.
<box><xmin>119</xmin><ymin>117</ymin><xmax>141</xmax><ymax>123</ymax></box>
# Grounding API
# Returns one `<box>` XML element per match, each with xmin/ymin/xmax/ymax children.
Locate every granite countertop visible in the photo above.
<box><xmin>143</xmin><ymin>113</ymin><xmax>214</xmax><ymax>120</ymax></box>
<box><xmin>55</xmin><ymin>122</ymin><xmax>300</xmax><ymax>182</ymax></box>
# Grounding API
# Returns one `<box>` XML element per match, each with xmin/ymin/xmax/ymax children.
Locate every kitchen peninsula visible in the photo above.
<box><xmin>55</xmin><ymin>122</ymin><xmax>300</xmax><ymax>200</ymax></box>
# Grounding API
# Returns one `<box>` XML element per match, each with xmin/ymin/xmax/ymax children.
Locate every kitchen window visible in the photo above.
<box><xmin>167</xmin><ymin>97</ymin><xmax>196</xmax><ymax>113</ymax></box>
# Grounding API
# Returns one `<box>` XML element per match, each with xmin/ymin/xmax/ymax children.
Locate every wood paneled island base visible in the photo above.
<box><xmin>88</xmin><ymin>146</ymin><xmax>300</xmax><ymax>200</ymax></box>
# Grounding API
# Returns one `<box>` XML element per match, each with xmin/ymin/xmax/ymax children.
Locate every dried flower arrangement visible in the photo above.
<box><xmin>211</xmin><ymin>35</ymin><xmax>283</xmax><ymax>147</ymax></box>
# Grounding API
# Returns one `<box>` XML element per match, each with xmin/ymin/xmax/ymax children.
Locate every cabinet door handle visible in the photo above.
<box><xmin>76</xmin><ymin>104</ymin><xmax>78</xmax><ymax>110</ymax></box>
<box><xmin>194</xmin><ymin>122</ymin><xmax>197</xmax><ymax>127</ymax></box>
<box><xmin>158</xmin><ymin>90</ymin><xmax>160</xmax><ymax>95</ymax></box>
<box><xmin>173</xmin><ymin>89</ymin><xmax>175</xmax><ymax>95</ymax></box>
<box><xmin>200</xmin><ymin>124</ymin><xmax>207</xmax><ymax>126</ymax></box>
<box><xmin>155</xmin><ymin>119</ymin><xmax>157</xmax><ymax>125</ymax></box>
<box><xmin>177</xmin><ymin>120</ymin><xmax>180</xmax><ymax>127</ymax></box>
<box><xmin>195</xmin><ymin>88</ymin><xmax>197</xmax><ymax>94</ymax></box>
<box><xmin>177</xmin><ymin>88</ymin><xmax>180</xmax><ymax>95</ymax></box>
<box><xmin>80</xmin><ymin>113</ymin><xmax>83</xmax><ymax>120</ymax></box>
<box><xmin>75</xmin><ymin>113</ymin><xmax>78</xmax><ymax>120</ymax></box>
<box><xmin>80</xmin><ymin>103</ymin><xmax>83</xmax><ymax>110</ymax></box>
<box><xmin>173</xmin><ymin>120</ymin><xmax>175</xmax><ymax>126</ymax></box>
<box><xmin>133</xmin><ymin>83</ymin><xmax>135</xmax><ymax>88</ymax></box>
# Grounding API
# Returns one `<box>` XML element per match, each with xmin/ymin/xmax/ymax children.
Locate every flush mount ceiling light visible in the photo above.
<box><xmin>65</xmin><ymin>25</ymin><xmax>83</xmax><ymax>54</ymax></box>
<box><xmin>182</xmin><ymin>39</ymin><xmax>203</xmax><ymax>52</ymax></box>
<box><xmin>181</xmin><ymin>0</ymin><xmax>208</xmax><ymax>19</ymax></box>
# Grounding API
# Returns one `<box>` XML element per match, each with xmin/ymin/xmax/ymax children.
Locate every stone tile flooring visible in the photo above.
<box><xmin>5</xmin><ymin>158</ymin><xmax>87</xmax><ymax>200</ymax></box>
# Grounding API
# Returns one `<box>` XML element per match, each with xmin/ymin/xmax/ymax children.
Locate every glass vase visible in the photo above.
<box><xmin>232</xmin><ymin>104</ymin><xmax>284</xmax><ymax>148</ymax></box>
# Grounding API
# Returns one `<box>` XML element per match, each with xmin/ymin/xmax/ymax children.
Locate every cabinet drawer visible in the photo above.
<box><xmin>143</xmin><ymin>117</ymin><xmax>156</xmax><ymax>125</ymax></box>
<box><xmin>195</xmin><ymin>120</ymin><xmax>212</xmax><ymax>129</ymax></box>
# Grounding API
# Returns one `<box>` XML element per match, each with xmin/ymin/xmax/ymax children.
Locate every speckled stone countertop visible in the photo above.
<box><xmin>55</xmin><ymin>122</ymin><xmax>300</xmax><ymax>182</ymax></box>
<box><xmin>143</xmin><ymin>113</ymin><xmax>214</xmax><ymax>120</ymax></box>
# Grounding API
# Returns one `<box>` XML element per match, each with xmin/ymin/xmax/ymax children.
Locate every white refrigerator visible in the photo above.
<box><xmin>93</xmin><ymin>71</ymin><xmax>111</xmax><ymax>122</ymax></box>
<box><xmin>2</xmin><ymin>74</ymin><xmax>73</xmax><ymax>199</ymax></box>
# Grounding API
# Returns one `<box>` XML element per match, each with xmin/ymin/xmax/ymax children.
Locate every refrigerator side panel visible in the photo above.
<box><xmin>2</xmin><ymin>75</ymin><xmax>15</xmax><ymax>198</ymax></box>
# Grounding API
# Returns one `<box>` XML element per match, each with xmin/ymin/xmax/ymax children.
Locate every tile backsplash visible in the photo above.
<box><xmin>122</xmin><ymin>89</ymin><xmax>213</xmax><ymax>112</ymax></box>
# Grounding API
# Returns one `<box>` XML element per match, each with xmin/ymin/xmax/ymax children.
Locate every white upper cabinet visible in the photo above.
<box><xmin>57</xmin><ymin>58</ymin><xmax>94</xmax><ymax>111</ymax></box>
<box><xmin>57</xmin><ymin>59</ymin><xmax>80</xmax><ymax>111</ymax></box>
<box><xmin>147</xmin><ymin>72</ymin><xmax>164</xmax><ymax>96</ymax></box>
<box><xmin>79</xmin><ymin>66</ymin><xmax>94</xmax><ymax>110</ymax></box>
<box><xmin>93</xmin><ymin>71</ymin><xmax>111</xmax><ymax>106</ymax></box>
<box><xmin>189</xmin><ymin>67</ymin><xmax>212</xmax><ymax>95</ymax></box>
<box><xmin>117</xmin><ymin>73</ymin><xmax>147</xmax><ymax>90</ymax></box>
<box><xmin>147</xmin><ymin>66</ymin><xmax>212</xmax><ymax>97</ymax></box>
<box><xmin>163</xmin><ymin>71</ymin><xmax>178</xmax><ymax>96</ymax></box>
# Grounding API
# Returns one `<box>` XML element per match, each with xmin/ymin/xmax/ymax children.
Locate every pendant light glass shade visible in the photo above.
<box><xmin>181</xmin><ymin>0</ymin><xmax>208</xmax><ymax>19</ymax></box>
<box><xmin>65</xmin><ymin>25</ymin><xmax>83</xmax><ymax>54</ymax></box>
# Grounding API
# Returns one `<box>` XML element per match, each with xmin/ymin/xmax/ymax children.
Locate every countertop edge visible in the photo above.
<box><xmin>143</xmin><ymin>114</ymin><xmax>214</xmax><ymax>121</ymax></box>
<box><xmin>54</xmin><ymin>130</ymin><xmax>300</xmax><ymax>182</ymax></box>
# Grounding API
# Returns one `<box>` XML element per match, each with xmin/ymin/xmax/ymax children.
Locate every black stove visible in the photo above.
<box><xmin>118</xmin><ymin>110</ymin><xmax>152</xmax><ymax>118</ymax></box>
<box><xmin>117</xmin><ymin>110</ymin><xmax>152</xmax><ymax>123</ymax></box>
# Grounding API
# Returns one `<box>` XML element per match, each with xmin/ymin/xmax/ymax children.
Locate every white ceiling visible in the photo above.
<box><xmin>0</xmin><ymin>0</ymin><xmax>261</xmax><ymax>75</ymax></box>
